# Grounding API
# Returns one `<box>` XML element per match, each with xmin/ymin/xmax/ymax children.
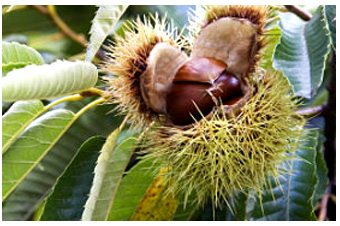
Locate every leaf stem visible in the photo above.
<box><xmin>44</xmin><ymin>94</ymin><xmax>84</xmax><ymax>111</ymax></box>
<box><xmin>75</xmin><ymin>97</ymin><xmax>106</xmax><ymax>117</ymax></box>
<box><xmin>284</xmin><ymin>5</ymin><xmax>312</xmax><ymax>21</ymax></box>
<box><xmin>79</xmin><ymin>88</ymin><xmax>107</xmax><ymax>99</ymax></box>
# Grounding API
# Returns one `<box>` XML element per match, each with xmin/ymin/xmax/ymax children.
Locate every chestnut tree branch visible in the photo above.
<box><xmin>295</xmin><ymin>104</ymin><xmax>326</xmax><ymax>117</ymax></box>
<box><xmin>284</xmin><ymin>5</ymin><xmax>312</xmax><ymax>21</ymax></box>
<box><xmin>318</xmin><ymin>183</ymin><xmax>332</xmax><ymax>221</ymax></box>
<box><xmin>32</xmin><ymin>5</ymin><xmax>107</xmax><ymax>61</ymax></box>
<box><xmin>32</xmin><ymin>5</ymin><xmax>48</xmax><ymax>14</ymax></box>
<box><xmin>33</xmin><ymin>5</ymin><xmax>88</xmax><ymax>47</ymax></box>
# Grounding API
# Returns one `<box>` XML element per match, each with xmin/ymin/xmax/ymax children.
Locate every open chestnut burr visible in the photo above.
<box><xmin>105</xmin><ymin>6</ymin><xmax>306</xmax><ymax>209</ymax></box>
<box><xmin>137</xmin><ymin>17</ymin><xmax>259</xmax><ymax>127</ymax></box>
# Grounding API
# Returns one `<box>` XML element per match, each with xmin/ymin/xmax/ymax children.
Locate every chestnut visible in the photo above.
<box><xmin>166</xmin><ymin>58</ymin><xmax>243</xmax><ymax>125</ymax></box>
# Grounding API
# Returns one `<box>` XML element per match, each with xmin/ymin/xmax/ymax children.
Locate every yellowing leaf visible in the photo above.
<box><xmin>130</xmin><ymin>168</ymin><xmax>179</xmax><ymax>221</ymax></box>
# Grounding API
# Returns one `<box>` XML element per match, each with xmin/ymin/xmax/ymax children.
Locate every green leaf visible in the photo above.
<box><xmin>261</xmin><ymin>27</ymin><xmax>281</xmax><ymax>70</ymax></box>
<box><xmin>86</xmin><ymin>5</ymin><xmax>129</xmax><ymax>62</ymax></box>
<box><xmin>2</xmin><ymin>41</ymin><xmax>44</xmax><ymax>75</ymax></box>
<box><xmin>2</xmin><ymin>145</ymin><xmax>74</xmax><ymax>221</ymax></box>
<box><xmin>107</xmin><ymin>158</ymin><xmax>160</xmax><ymax>221</ymax></box>
<box><xmin>2</xmin><ymin>100</ymin><xmax>44</xmax><ymax>154</ymax></box>
<box><xmin>324</xmin><ymin>5</ymin><xmax>336</xmax><ymax>50</ymax></box>
<box><xmin>313</xmin><ymin>134</ymin><xmax>329</xmax><ymax>206</ymax></box>
<box><xmin>2</xmin><ymin>60</ymin><xmax>98</xmax><ymax>102</ymax></box>
<box><xmin>130</xmin><ymin>168</ymin><xmax>179</xmax><ymax>221</ymax></box>
<box><xmin>2</xmin><ymin>109</ymin><xmax>74</xmax><ymax>201</ymax></box>
<box><xmin>81</xmin><ymin>129</ymin><xmax>137</xmax><ymax>221</ymax></box>
<box><xmin>2</xmin><ymin>99</ymin><xmax>123</xmax><ymax>221</ymax></box>
<box><xmin>40</xmin><ymin>136</ymin><xmax>106</xmax><ymax>221</ymax></box>
<box><xmin>249</xmin><ymin>130</ymin><xmax>319</xmax><ymax>221</ymax></box>
<box><xmin>273</xmin><ymin>6</ymin><xmax>331</xmax><ymax>99</ymax></box>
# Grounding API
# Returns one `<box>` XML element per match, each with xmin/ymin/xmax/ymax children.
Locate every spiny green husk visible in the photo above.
<box><xmin>103</xmin><ymin>15</ymin><xmax>184</xmax><ymax>127</ymax></box>
<box><xmin>142</xmin><ymin>72</ymin><xmax>306</xmax><ymax>208</ymax></box>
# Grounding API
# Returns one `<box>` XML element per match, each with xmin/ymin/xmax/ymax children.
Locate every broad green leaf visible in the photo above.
<box><xmin>40</xmin><ymin>136</ymin><xmax>106</xmax><ymax>221</ymax></box>
<box><xmin>273</xmin><ymin>6</ymin><xmax>330</xmax><ymax>99</ymax></box>
<box><xmin>2</xmin><ymin>60</ymin><xmax>98</xmax><ymax>102</ymax></box>
<box><xmin>2</xmin><ymin>100</ymin><xmax>44</xmax><ymax>154</ymax></box>
<box><xmin>2</xmin><ymin>99</ymin><xmax>123</xmax><ymax>221</ymax></box>
<box><xmin>107</xmin><ymin>158</ymin><xmax>160</xmax><ymax>221</ymax></box>
<box><xmin>86</xmin><ymin>5</ymin><xmax>129</xmax><ymax>62</ymax></box>
<box><xmin>2</xmin><ymin>41</ymin><xmax>44</xmax><ymax>75</ymax></box>
<box><xmin>324</xmin><ymin>5</ymin><xmax>336</xmax><ymax>50</ymax></box>
<box><xmin>2</xmin><ymin>109</ymin><xmax>74</xmax><ymax>201</ymax></box>
<box><xmin>249</xmin><ymin>130</ymin><xmax>319</xmax><ymax>221</ymax></box>
<box><xmin>81</xmin><ymin>129</ymin><xmax>137</xmax><ymax>221</ymax></box>
<box><xmin>130</xmin><ymin>168</ymin><xmax>179</xmax><ymax>221</ymax></box>
<box><xmin>313</xmin><ymin>134</ymin><xmax>329</xmax><ymax>206</ymax></box>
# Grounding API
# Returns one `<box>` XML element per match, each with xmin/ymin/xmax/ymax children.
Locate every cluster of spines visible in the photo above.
<box><xmin>204</xmin><ymin>5</ymin><xmax>270</xmax><ymax>29</ymax></box>
<box><xmin>143</xmin><ymin>72</ymin><xmax>306</xmax><ymax>208</ymax></box>
<box><xmin>103</xmin><ymin>14</ymin><xmax>184</xmax><ymax>127</ymax></box>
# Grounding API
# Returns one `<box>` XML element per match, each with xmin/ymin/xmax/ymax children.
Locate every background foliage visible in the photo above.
<box><xmin>2</xmin><ymin>5</ymin><xmax>336</xmax><ymax>221</ymax></box>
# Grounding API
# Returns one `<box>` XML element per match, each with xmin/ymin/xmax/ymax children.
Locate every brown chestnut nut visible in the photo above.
<box><xmin>166</xmin><ymin>58</ymin><xmax>243</xmax><ymax>125</ymax></box>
